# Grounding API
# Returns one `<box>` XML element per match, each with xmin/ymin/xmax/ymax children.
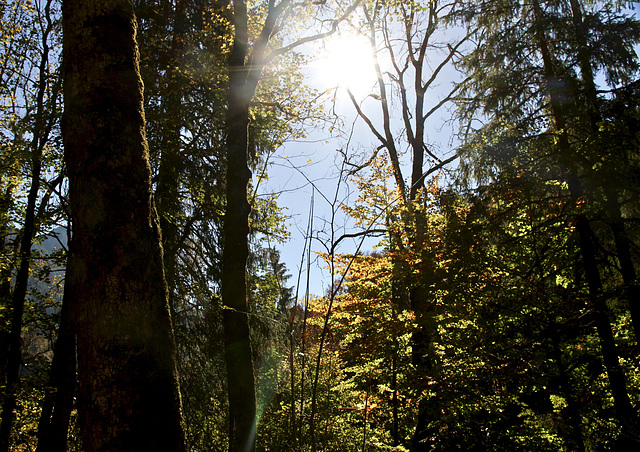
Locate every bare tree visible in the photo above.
<box><xmin>341</xmin><ymin>1</ymin><xmax>469</xmax><ymax>448</ymax></box>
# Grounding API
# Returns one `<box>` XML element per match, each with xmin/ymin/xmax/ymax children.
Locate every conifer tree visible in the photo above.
<box><xmin>455</xmin><ymin>0</ymin><xmax>640</xmax><ymax>445</ymax></box>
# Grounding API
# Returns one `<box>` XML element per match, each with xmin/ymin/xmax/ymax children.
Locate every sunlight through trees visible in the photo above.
<box><xmin>0</xmin><ymin>0</ymin><xmax>639</xmax><ymax>450</ymax></box>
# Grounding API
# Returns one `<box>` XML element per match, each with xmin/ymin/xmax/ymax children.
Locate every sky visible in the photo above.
<box><xmin>260</xmin><ymin>25</ymin><xmax>464</xmax><ymax>300</ymax></box>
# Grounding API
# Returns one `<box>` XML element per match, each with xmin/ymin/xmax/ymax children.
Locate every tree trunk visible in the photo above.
<box><xmin>62</xmin><ymin>1</ymin><xmax>186</xmax><ymax>450</ymax></box>
<box><xmin>36</xmin><ymin>242</ymin><xmax>77</xmax><ymax>452</ymax></box>
<box><xmin>575</xmin><ymin>214</ymin><xmax>640</xmax><ymax>443</ymax></box>
<box><xmin>222</xmin><ymin>1</ymin><xmax>257</xmax><ymax>446</ymax></box>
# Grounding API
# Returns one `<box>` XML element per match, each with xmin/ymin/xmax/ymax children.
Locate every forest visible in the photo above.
<box><xmin>1</xmin><ymin>0</ymin><xmax>640</xmax><ymax>450</ymax></box>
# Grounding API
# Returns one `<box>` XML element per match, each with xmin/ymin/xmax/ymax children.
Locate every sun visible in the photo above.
<box><xmin>314</xmin><ymin>32</ymin><xmax>377</xmax><ymax>96</ymax></box>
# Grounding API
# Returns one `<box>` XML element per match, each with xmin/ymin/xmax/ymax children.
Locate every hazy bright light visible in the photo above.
<box><xmin>315</xmin><ymin>33</ymin><xmax>377</xmax><ymax>97</ymax></box>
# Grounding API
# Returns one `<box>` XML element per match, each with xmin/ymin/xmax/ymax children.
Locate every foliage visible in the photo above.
<box><xmin>2</xmin><ymin>0</ymin><xmax>640</xmax><ymax>450</ymax></box>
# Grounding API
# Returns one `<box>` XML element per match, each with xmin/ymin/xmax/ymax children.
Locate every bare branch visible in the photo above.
<box><xmin>330</xmin><ymin>229</ymin><xmax>387</xmax><ymax>255</ymax></box>
<box><xmin>421</xmin><ymin>29</ymin><xmax>474</xmax><ymax>92</ymax></box>
<box><xmin>423</xmin><ymin>74</ymin><xmax>473</xmax><ymax>121</ymax></box>
<box><xmin>264</xmin><ymin>0</ymin><xmax>364</xmax><ymax>65</ymax></box>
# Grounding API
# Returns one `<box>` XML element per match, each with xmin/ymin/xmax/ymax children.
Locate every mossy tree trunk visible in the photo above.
<box><xmin>62</xmin><ymin>1</ymin><xmax>186</xmax><ymax>450</ymax></box>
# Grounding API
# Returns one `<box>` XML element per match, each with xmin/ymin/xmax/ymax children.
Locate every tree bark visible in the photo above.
<box><xmin>219</xmin><ymin>0</ymin><xmax>354</xmax><ymax>447</ymax></box>
<box><xmin>62</xmin><ymin>1</ymin><xmax>186</xmax><ymax>450</ymax></box>
<box><xmin>220</xmin><ymin>0</ymin><xmax>287</xmax><ymax>447</ymax></box>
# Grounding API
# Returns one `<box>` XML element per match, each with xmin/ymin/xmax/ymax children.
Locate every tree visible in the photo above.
<box><xmin>336</xmin><ymin>1</ymin><xmax>469</xmax><ymax>447</ymax></box>
<box><xmin>455</xmin><ymin>0</ymin><xmax>640</xmax><ymax>444</ymax></box>
<box><xmin>62</xmin><ymin>0</ymin><xmax>186</xmax><ymax>449</ymax></box>
<box><xmin>0</xmin><ymin>0</ymin><xmax>64</xmax><ymax>448</ymax></box>
<box><xmin>219</xmin><ymin>0</ymin><xmax>360</xmax><ymax>448</ymax></box>
<box><xmin>132</xmin><ymin>1</ymin><xmax>310</xmax><ymax>447</ymax></box>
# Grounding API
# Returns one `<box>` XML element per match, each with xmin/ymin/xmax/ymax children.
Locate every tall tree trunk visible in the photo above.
<box><xmin>219</xmin><ymin>0</ymin><xmax>349</xmax><ymax>447</ymax></box>
<box><xmin>563</xmin><ymin>1</ymin><xmax>640</xmax><ymax>439</ymax></box>
<box><xmin>222</xmin><ymin>103</ymin><xmax>257</xmax><ymax>452</ymax></box>
<box><xmin>62</xmin><ymin>1</ymin><xmax>186</xmax><ymax>450</ymax></box>
<box><xmin>36</xmin><ymin>241</ymin><xmax>77</xmax><ymax>452</ymax></box>
<box><xmin>221</xmin><ymin>0</ymin><xmax>294</xmax><ymax>447</ymax></box>
<box><xmin>576</xmin><ymin>214</ymin><xmax>640</xmax><ymax>444</ymax></box>
<box><xmin>222</xmin><ymin>0</ymin><xmax>257</xmax><ymax>446</ymax></box>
